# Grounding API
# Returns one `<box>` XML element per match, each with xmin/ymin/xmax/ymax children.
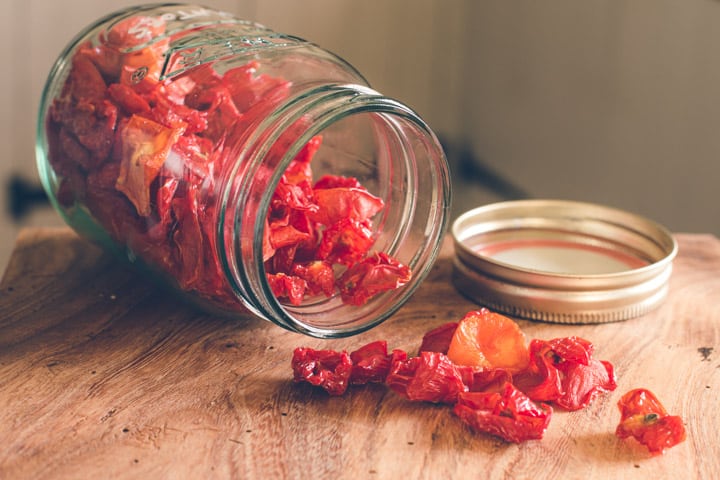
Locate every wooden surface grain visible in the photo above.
<box><xmin>0</xmin><ymin>227</ymin><xmax>718</xmax><ymax>479</ymax></box>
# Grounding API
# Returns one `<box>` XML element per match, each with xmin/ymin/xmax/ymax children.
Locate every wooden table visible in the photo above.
<box><xmin>1</xmin><ymin>227</ymin><xmax>718</xmax><ymax>479</ymax></box>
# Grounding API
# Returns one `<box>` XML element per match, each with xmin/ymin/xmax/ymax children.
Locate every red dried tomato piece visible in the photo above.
<box><xmin>316</xmin><ymin>218</ymin><xmax>374</xmax><ymax>266</ymax></box>
<box><xmin>453</xmin><ymin>382</ymin><xmax>552</xmax><ymax>443</ymax></box>
<box><xmin>386</xmin><ymin>351</ymin><xmax>467</xmax><ymax>404</ymax></box>
<box><xmin>349</xmin><ymin>340</ymin><xmax>393</xmax><ymax>385</ymax></box>
<box><xmin>309</xmin><ymin>187</ymin><xmax>384</xmax><ymax>226</ymax></box>
<box><xmin>459</xmin><ymin>367</ymin><xmax>514</xmax><ymax>394</ymax></box>
<box><xmin>76</xmin><ymin>41</ymin><xmax>123</xmax><ymax>79</ymax></box>
<box><xmin>171</xmin><ymin>188</ymin><xmax>205</xmax><ymax>290</ymax></box>
<box><xmin>148</xmin><ymin>173</ymin><xmax>179</xmax><ymax>240</ymax></box>
<box><xmin>291</xmin><ymin>347</ymin><xmax>352</xmax><ymax>396</ymax></box>
<box><xmin>514</xmin><ymin>337</ymin><xmax>616</xmax><ymax>410</ymax></box>
<box><xmin>52</xmin><ymin>94</ymin><xmax>118</xmax><ymax>166</ymax></box>
<box><xmin>268</xmin><ymin>245</ymin><xmax>299</xmax><ymax>275</ymax></box>
<box><xmin>337</xmin><ymin>252</ymin><xmax>411</xmax><ymax>306</ymax></box>
<box><xmin>149</xmin><ymin>91</ymin><xmax>208</xmax><ymax>135</ymax></box>
<box><xmin>118</xmin><ymin>42</ymin><xmax>167</xmax><ymax>90</ymax></box>
<box><xmin>170</xmin><ymin>134</ymin><xmax>214</xmax><ymax>179</ymax></box>
<box><xmin>269</xmin><ymin>224</ymin><xmax>312</xmax><ymax>251</ymax></box>
<box><xmin>513</xmin><ymin>339</ymin><xmax>564</xmax><ymax>403</ymax></box>
<box><xmin>446</xmin><ymin>309</ymin><xmax>529</xmax><ymax>374</ymax></box>
<box><xmin>555</xmin><ymin>358</ymin><xmax>616</xmax><ymax>411</ymax></box>
<box><xmin>548</xmin><ymin>336</ymin><xmax>594</xmax><ymax>366</ymax></box>
<box><xmin>267</xmin><ymin>273</ymin><xmax>307</xmax><ymax>306</ymax></box>
<box><xmin>67</xmin><ymin>55</ymin><xmax>107</xmax><ymax>102</ymax></box>
<box><xmin>291</xmin><ymin>135</ymin><xmax>323</xmax><ymax>166</ymax></box>
<box><xmin>313</xmin><ymin>174</ymin><xmax>362</xmax><ymax>190</ymax></box>
<box><xmin>272</xmin><ymin>177</ymin><xmax>318</xmax><ymax>213</ymax></box>
<box><xmin>107</xmin><ymin>83</ymin><xmax>151</xmax><ymax>115</ymax></box>
<box><xmin>615</xmin><ymin>388</ymin><xmax>686</xmax><ymax>455</ymax></box>
<box><xmin>84</xmin><ymin>162</ymin><xmax>141</xmax><ymax>242</ymax></box>
<box><xmin>57</xmin><ymin>127</ymin><xmax>92</xmax><ymax>170</ymax></box>
<box><xmin>192</xmin><ymin>86</ymin><xmax>244</xmax><ymax>142</ymax></box>
<box><xmin>418</xmin><ymin>322</ymin><xmax>459</xmax><ymax>355</ymax></box>
<box><xmin>291</xmin><ymin>261</ymin><xmax>335</xmax><ymax>297</ymax></box>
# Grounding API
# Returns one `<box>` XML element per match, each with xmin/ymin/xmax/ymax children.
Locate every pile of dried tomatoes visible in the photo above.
<box><xmin>292</xmin><ymin>308</ymin><xmax>686</xmax><ymax>453</ymax></box>
<box><xmin>45</xmin><ymin>15</ymin><xmax>410</xmax><ymax>310</ymax></box>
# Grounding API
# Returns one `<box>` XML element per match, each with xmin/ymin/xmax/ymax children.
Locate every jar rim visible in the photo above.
<box><xmin>220</xmin><ymin>85</ymin><xmax>451</xmax><ymax>337</ymax></box>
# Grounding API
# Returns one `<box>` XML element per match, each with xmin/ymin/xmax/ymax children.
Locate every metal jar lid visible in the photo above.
<box><xmin>451</xmin><ymin>200</ymin><xmax>678</xmax><ymax>324</ymax></box>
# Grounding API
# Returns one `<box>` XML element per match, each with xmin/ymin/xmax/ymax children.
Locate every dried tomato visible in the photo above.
<box><xmin>107</xmin><ymin>83</ymin><xmax>151</xmax><ymax>115</ymax></box>
<box><xmin>171</xmin><ymin>189</ymin><xmax>205</xmax><ymax>290</ymax></box>
<box><xmin>459</xmin><ymin>367</ymin><xmax>514</xmax><ymax>394</ymax></box>
<box><xmin>291</xmin><ymin>347</ymin><xmax>352</xmax><ymax>396</ymax></box>
<box><xmin>512</xmin><ymin>339</ymin><xmax>564</xmax><ymax>403</ymax></box>
<box><xmin>315</xmin><ymin>218</ymin><xmax>374</xmax><ymax>266</ymax></box>
<box><xmin>514</xmin><ymin>336</ymin><xmax>617</xmax><ymax>410</ymax></box>
<box><xmin>313</xmin><ymin>174</ymin><xmax>362</xmax><ymax>190</ymax></box>
<box><xmin>349</xmin><ymin>340</ymin><xmax>393</xmax><ymax>385</ymax></box>
<box><xmin>555</xmin><ymin>358</ymin><xmax>616</xmax><ymax>411</ymax></box>
<box><xmin>291</xmin><ymin>261</ymin><xmax>335</xmax><ymax>298</ymax></box>
<box><xmin>453</xmin><ymin>382</ymin><xmax>552</xmax><ymax>443</ymax></box>
<box><xmin>418</xmin><ymin>321</ymin><xmax>458</xmax><ymax>355</ymax></box>
<box><xmin>308</xmin><ymin>187</ymin><xmax>385</xmax><ymax>226</ymax></box>
<box><xmin>267</xmin><ymin>273</ymin><xmax>307</xmax><ymax>306</ymax></box>
<box><xmin>386</xmin><ymin>351</ymin><xmax>467</xmax><ymax>404</ymax></box>
<box><xmin>615</xmin><ymin>388</ymin><xmax>686</xmax><ymax>455</ymax></box>
<box><xmin>446</xmin><ymin>308</ymin><xmax>529</xmax><ymax>373</ymax></box>
<box><xmin>337</xmin><ymin>252</ymin><xmax>412</xmax><ymax>306</ymax></box>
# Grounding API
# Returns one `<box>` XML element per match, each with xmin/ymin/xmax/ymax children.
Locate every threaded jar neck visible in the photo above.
<box><xmin>219</xmin><ymin>84</ymin><xmax>451</xmax><ymax>337</ymax></box>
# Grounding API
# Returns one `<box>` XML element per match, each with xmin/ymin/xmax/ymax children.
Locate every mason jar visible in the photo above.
<box><xmin>36</xmin><ymin>3</ymin><xmax>451</xmax><ymax>338</ymax></box>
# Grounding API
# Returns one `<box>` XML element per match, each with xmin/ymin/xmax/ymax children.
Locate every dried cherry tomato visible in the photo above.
<box><xmin>337</xmin><ymin>252</ymin><xmax>412</xmax><ymax>306</ymax></box>
<box><xmin>453</xmin><ymin>382</ymin><xmax>552</xmax><ymax>443</ymax></box>
<box><xmin>386</xmin><ymin>351</ymin><xmax>466</xmax><ymax>404</ymax></box>
<box><xmin>615</xmin><ymin>388</ymin><xmax>686</xmax><ymax>455</ymax></box>
<box><xmin>446</xmin><ymin>309</ymin><xmax>529</xmax><ymax>373</ymax></box>
<box><xmin>514</xmin><ymin>336</ymin><xmax>616</xmax><ymax>410</ymax></box>
<box><xmin>291</xmin><ymin>347</ymin><xmax>352</xmax><ymax>396</ymax></box>
<box><xmin>349</xmin><ymin>340</ymin><xmax>393</xmax><ymax>385</ymax></box>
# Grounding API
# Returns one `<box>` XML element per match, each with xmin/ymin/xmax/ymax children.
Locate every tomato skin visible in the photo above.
<box><xmin>453</xmin><ymin>382</ymin><xmax>552</xmax><ymax>443</ymax></box>
<box><xmin>615</xmin><ymin>388</ymin><xmax>686</xmax><ymax>455</ymax></box>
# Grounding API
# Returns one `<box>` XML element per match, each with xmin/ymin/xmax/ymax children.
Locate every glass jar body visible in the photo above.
<box><xmin>36</xmin><ymin>4</ymin><xmax>451</xmax><ymax>337</ymax></box>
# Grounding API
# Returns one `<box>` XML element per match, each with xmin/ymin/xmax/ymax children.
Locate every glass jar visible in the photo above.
<box><xmin>35</xmin><ymin>4</ymin><xmax>451</xmax><ymax>338</ymax></box>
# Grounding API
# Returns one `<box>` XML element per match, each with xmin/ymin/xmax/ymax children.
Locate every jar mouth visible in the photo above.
<box><xmin>221</xmin><ymin>85</ymin><xmax>451</xmax><ymax>337</ymax></box>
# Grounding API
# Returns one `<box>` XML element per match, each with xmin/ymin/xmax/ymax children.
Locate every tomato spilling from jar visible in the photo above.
<box><xmin>45</xmin><ymin>15</ymin><xmax>411</xmax><ymax>309</ymax></box>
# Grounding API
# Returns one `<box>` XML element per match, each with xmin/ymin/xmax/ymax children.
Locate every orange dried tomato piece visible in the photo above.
<box><xmin>116</xmin><ymin>114</ymin><xmax>182</xmax><ymax>216</ymax></box>
<box><xmin>446</xmin><ymin>308</ymin><xmax>529</xmax><ymax>373</ymax></box>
